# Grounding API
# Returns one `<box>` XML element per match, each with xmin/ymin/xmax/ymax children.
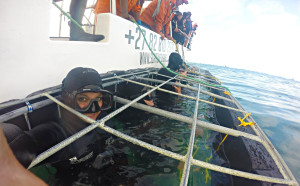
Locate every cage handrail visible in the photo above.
<box><xmin>0</xmin><ymin>70</ymin><xmax>154</xmax><ymax>110</ymax></box>
<box><xmin>27</xmin><ymin>76</ymin><xmax>176</xmax><ymax>169</ymax></box>
<box><xmin>0</xmin><ymin>73</ymin><xmax>153</xmax><ymax>123</ymax></box>
<box><xmin>152</xmin><ymin>72</ymin><xmax>226</xmax><ymax>92</ymax></box>
<box><xmin>180</xmin><ymin>84</ymin><xmax>201</xmax><ymax>186</ymax></box>
<box><xmin>139</xmin><ymin>76</ymin><xmax>232</xmax><ymax>102</ymax></box>
<box><xmin>115</xmin><ymin>76</ymin><xmax>247</xmax><ymax>114</ymax></box>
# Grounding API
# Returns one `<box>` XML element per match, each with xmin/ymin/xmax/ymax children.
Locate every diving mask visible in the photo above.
<box><xmin>74</xmin><ymin>85</ymin><xmax>113</xmax><ymax>113</ymax></box>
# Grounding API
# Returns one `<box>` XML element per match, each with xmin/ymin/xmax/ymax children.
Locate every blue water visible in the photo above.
<box><xmin>192</xmin><ymin>63</ymin><xmax>300</xmax><ymax>183</ymax></box>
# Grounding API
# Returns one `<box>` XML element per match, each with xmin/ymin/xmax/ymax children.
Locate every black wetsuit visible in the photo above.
<box><xmin>156</xmin><ymin>68</ymin><xmax>178</xmax><ymax>92</ymax></box>
<box><xmin>2</xmin><ymin>111</ymin><xmax>114</xmax><ymax>168</ymax></box>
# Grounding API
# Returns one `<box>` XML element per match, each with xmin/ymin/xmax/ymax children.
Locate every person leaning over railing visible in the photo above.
<box><xmin>182</xmin><ymin>11</ymin><xmax>192</xmax><ymax>47</ymax></box>
<box><xmin>172</xmin><ymin>11</ymin><xmax>187</xmax><ymax>45</ymax></box>
<box><xmin>1</xmin><ymin>67</ymin><xmax>118</xmax><ymax>184</ymax></box>
<box><xmin>140</xmin><ymin>0</ymin><xmax>188</xmax><ymax>40</ymax></box>
<box><xmin>94</xmin><ymin>0</ymin><xmax>143</xmax><ymax>23</ymax></box>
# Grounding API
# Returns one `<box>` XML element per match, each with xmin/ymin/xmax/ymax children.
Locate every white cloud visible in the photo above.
<box><xmin>183</xmin><ymin>0</ymin><xmax>300</xmax><ymax>81</ymax></box>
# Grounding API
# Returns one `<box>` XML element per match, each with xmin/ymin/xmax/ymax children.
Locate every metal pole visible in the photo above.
<box><xmin>0</xmin><ymin>70</ymin><xmax>154</xmax><ymax>110</ymax></box>
<box><xmin>0</xmin><ymin>98</ymin><xmax>56</xmax><ymax>123</ymax></box>
<box><xmin>58</xmin><ymin>0</ymin><xmax>65</xmax><ymax>37</ymax></box>
<box><xmin>110</xmin><ymin>0</ymin><xmax>116</xmax><ymax>15</ymax></box>
<box><xmin>116</xmin><ymin>76</ymin><xmax>247</xmax><ymax>114</ymax></box>
<box><xmin>180</xmin><ymin>84</ymin><xmax>201</xmax><ymax>186</ymax></box>
<box><xmin>181</xmin><ymin>44</ymin><xmax>185</xmax><ymax>62</ymax></box>
<box><xmin>0</xmin><ymin>86</ymin><xmax>61</xmax><ymax>109</ymax></box>
<box><xmin>139</xmin><ymin>76</ymin><xmax>232</xmax><ymax>102</ymax></box>
<box><xmin>152</xmin><ymin>72</ymin><xmax>225</xmax><ymax>91</ymax></box>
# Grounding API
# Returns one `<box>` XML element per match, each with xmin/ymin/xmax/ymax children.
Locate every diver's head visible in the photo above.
<box><xmin>62</xmin><ymin>67</ymin><xmax>113</xmax><ymax>120</ymax></box>
<box><xmin>168</xmin><ymin>52</ymin><xmax>183</xmax><ymax>71</ymax></box>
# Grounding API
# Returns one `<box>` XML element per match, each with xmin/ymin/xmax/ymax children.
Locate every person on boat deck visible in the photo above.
<box><xmin>157</xmin><ymin>52</ymin><xmax>185</xmax><ymax>93</ymax></box>
<box><xmin>172</xmin><ymin>11</ymin><xmax>187</xmax><ymax>45</ymax></box>
<box><xmin>94</xmin><ymin>0</ymin><xmax>143</xmax><ymax>23</ymax></box>
<box><xmin>140</xmin><ymin>0</ymin><xmax>188</xmax><ymax>40</ymax></box>
<box><xmin>182</xmin><ymin>11</ymin><xmax>192</xmax><ymax>46</ymax></box>
<box><xmin>1</xmin><ymin>67</ymin><xmax>116</xmax><ymax>170</ymax></box>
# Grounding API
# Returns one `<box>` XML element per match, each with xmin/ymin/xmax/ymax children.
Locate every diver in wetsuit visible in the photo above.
<box><xmin>157</xmin><ymin>52</ymin><xmax>185</xmax><ymax>93</ymax></box>
<box><xmin>2</xmin><ymin>67</ymin><xmax>116</xmax><ymax>171</ymax></box>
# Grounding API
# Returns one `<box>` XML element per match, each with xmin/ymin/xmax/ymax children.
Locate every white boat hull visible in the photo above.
<box><xmin>0</xmin><ymin>0</ymin><xmax>175</xmax><ymax>103</ymax></box>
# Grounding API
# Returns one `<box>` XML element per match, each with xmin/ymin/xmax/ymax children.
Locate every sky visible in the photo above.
<box><xmin>179</xmin><ymin>0</ymin><xmax>300</xmax><ymax>81</ymax></box>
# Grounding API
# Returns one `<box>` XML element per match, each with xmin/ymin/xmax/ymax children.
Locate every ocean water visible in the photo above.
<box><xmin>193</xmin><ymin>63</ymin><xmax>300</xmax><ymax>183</ymax></box>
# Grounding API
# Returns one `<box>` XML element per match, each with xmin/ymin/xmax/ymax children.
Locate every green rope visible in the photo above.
<box><xmin>52</xmin><ymin>1</ymin><xmax>85</xmax><ymax>32</ymax></box>
<box><xmin>131</xmin><ymin>19</ymin><xmax>231</xmax><ymax>92</ymax></box>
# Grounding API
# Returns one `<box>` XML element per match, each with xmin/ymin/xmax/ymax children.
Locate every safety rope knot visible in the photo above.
<box><xmin>238</xmin><ymin>113</ymin><xmax>254</xmax><ymax>127</ymax></box>
<box><xmin>224</xmin><ymin>91</ymin><xmax>230</xmax><ymax>96</ymax></box>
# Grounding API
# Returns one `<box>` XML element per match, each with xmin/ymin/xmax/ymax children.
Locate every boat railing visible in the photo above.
<box><xmin>0</xmin><ymin>68</ymin><xmax>297</xmax><ymax>185</ymax></box>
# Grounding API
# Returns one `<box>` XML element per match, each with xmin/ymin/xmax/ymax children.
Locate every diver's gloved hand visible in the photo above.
<box><xmin>92</xmin><ymin>149</ymin><xmax>115</xmax><ymax>169</ymax></box>
<box><xmin>92</xmin><ymin>138</ymin><xmax>124</xmax><ymax>169</ymax></box>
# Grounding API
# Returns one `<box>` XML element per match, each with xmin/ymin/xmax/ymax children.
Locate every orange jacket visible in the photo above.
<box><xmin>140</xmin><ymin>0</ymin><xmax>175</xmax><ymax>37</ymax></box>
<box><xmin>94</xmin><ymin>0</ymin><xmax>141</xmax><ymax>16</ymax></box>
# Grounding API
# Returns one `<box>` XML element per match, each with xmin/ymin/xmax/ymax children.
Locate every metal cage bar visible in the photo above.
<box><xmin>180</xmin><ymin>84</ymin><xmax>201</xmax><ymax>186</ymax></box>
<box><xmin>152</xmin><ymin>72</ymin><xmax>226</xmax><ymax>91</ymax></box>
<box><xmin>115</xmin><ymin>76</ymin><xmax>247</xmax><ymax>114</ymax></box>
<box><xmin>139</xmin><ymin>76</ymin><xmax>232</xmax><ymax>102</ymax></box>
<box><xmin>0</xmin><ymin>70</ymin><xmax>154</xmax><ymax>110</ymax></box>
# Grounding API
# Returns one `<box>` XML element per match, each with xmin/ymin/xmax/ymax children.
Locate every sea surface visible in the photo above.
<box><xmin>194</xmin><ymin>63</ymin><xmax>300</xmax><ymax>183</ymax></box>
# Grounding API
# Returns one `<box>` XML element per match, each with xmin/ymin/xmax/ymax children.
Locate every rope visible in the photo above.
<box><xmin>131</xmin><ymin>19</ymin><xmax>231</xmax><ymax>93</ymax></box>
<box><xmin>238</xmin><ymin>113</ymin><xmax>254</xmax><ymax>127</ymax></box>
<box><xmin>224</xmin><ymin>91</ymin><xmax>230</xmax><ymax>96</ymax></box>
<box><xmin>52</xmin><ymin>1</ymin><xmax>85</xmax><ymax>32</ymax></box>
<box><xmin>180</xmin><ymin>84</ymin><xmax>201</xmax><ymax>186</ymax></box>
<box><xmin>216</xmin><ymin>134</ymin><xmax>228</xmax><ymax>152</ymax></box>
<box><xmin>216</xmin><ymin>113</ymin><xmax>254</xmax><ymax>153</ymax></box>
<box><xmin>173</xmin><ymin>40</ymin><xmax>180</xmax><ymax>52</ymax></box>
